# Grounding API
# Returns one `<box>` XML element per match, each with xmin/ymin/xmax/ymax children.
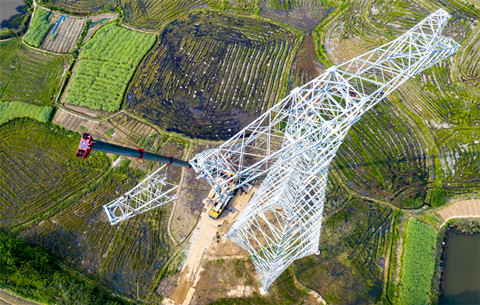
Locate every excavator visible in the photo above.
<box><xmin>75</xmin><ymin>133</ymin><xmax>236</xmax><ymax>219</ymax></box>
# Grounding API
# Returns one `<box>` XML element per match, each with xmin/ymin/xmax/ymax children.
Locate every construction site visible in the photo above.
<box><xmin>0</xmin><ymin>1</ymin><xmax>479</xmax><ymax>305</ymax></box>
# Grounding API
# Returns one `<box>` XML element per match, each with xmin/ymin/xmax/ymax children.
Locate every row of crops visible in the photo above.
<box><xmin>40</xmin><ymin>0</ymin><xmax>118</xmax><ymax>14</ymax></box>
<box><xmin>294</xmin><ymin>197</ymin><xmax>394</xmax><ymax>304</ymax></box>
<box><xmin>397</xmin><ymin>218</ymin><xmax>437</xmax><ymax>305</ymax></box>
<box><xmin>0</xmin><ymin>119</ymin><xmax>110</xmax><ymax>229</ymax></box>
<box><xmin>127</xmin><ymin>11</ymin><xmax>300</xmax><ymax>139</ymax></box>
<box><xmin>0</xmin><ymin>38</ymin><xmax>67</xmax><ymax>105</ymax></box>
<box><xmin>64</xmin><ymin>24</ymin><xmax>155</xmax><ymax>111</ymax></box>
<box><xmin>20</xmin><ymin>161</ymin><xmax>175</xmax><ymax>299</ymax></box>
<box><xmin>24</xmin><ymin>8</ymin><xmax>53</xmax><ymax>48</ymax></box>
<box><xmin>0</xmin><ymin>101</ymin><xmax>53</xmax><ymax>124</ymax></box>
<box><xmin>122</xmin><ymin>0</ymin><xmax>219</xmax><ymax>29</ymax></box>
<box><xmin>333</xmin><ymin>101</ymin><xmax>429</xmax><ymax>209</ymax></box>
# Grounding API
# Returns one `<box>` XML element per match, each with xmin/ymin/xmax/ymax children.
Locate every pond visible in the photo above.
<box><xmin>0</xmin><ymin>0</ymin><xmax>27</xmax><ymax>30</ymax></box>
<box><xmin>440</xmin><ymin>230</ymin><xmax>480</xmax><ymax>304</ymax></box>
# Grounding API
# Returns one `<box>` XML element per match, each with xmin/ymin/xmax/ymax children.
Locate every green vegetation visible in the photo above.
<box><xmin>0</xmin><ymin>102</ymin><xmax>53</xmax><ymax>124</ymax></box>
<box><xmin>0</xmin><ymin>38</ymin><xmax>67</xmax><ymax>105</ymax></box>
<box><xmin>334</xmin><ymin>102</ymin><xmax>429</xmax><ymax>209</ymax></box>
<box><xmin>21</xmin><ymin>161</ymin><xmax>175</xmax><ymax>299</ymax></box>
<box><xmin>122</xmin><ymin>0</ymin><xmax>219</xmax><ymax>30</ymax></box>
<box><xmin>39</xmin><ymin>0</ymin><xmax>118</xmax><ymax>14</ymax></box>
<box><xmin>295</xmin><ymin>198</ymin><xmax>394</xmax><ymax>304</ymax></box>
<box><xmin>0</xmin><ymin>119</ymin><xmax>110</xmax><ymax>229</ymax></box>
<box><xmin>0</xmin><ymin>230</ymin><xmax>129</xmax><ymax>304</ymax></box>
<box><xmin>0</xmin><ymin>3</ymin><xmax>31</xmax><ymax>40</ymax></box>
<box><xmin>64</xmin><ymin>24</ymin><xmax>155</xmax><ymax>111</ymax></box>
<box><xmin>398</xmin><ymin>219</ymin><xmax>436</xmax><ymax>305</ymax></box>
<box><xmin>127</xmin><ymin>11</ymin><xmax>301</xmax><ymax>139</ymax></box>
<box><xmin>24</xmin><ymin>8</ymin><xmax>53</xmax><ymax>48</ymax></box>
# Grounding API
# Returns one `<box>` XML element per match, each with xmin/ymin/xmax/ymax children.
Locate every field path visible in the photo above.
<box><xmin>437</xmin><ymin>199</ymin><xmax>480</xmax><ymax>226</ymax></box>
<box><xmin>0</xmin><ymin>290</ymin><xmax>39</xmax><ymax>305</ymax></box>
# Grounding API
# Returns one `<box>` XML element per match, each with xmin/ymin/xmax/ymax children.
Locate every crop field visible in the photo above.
<box><xmin>40</xmin><ymin>13</ymin><xmax>86</xmax><ymax>53</ymax></box>
<box><xmin>397</xmin><ymin>218</ymin><xmax>436</xmax><ymax>305</ymax></box>
<box><xmin>0</xmin><ymin>101</ymin><xmax>53</xmax><ymax>124</ymax></box>
<box><xmin>333</xmin><ymin>102</ymin><xmax>429</xmax><ymax>209</ymax></box>
<box><xmin>122</xmin><ymin>0</ymin><xmax>218</xmax><ymax>30</ymax></box>
<box><xmin>20</xmin><ymin>161</ymin><xmax>177</xmax><ymax>299</ymax></box>
<box><xmin>24</xmin><ymin>8</ymin><xmax>53</xmax><ymax>48</ymax></box>
<box><xmin>312</xmin><ymin>0</ymin><xmax>480</xmax><ymax>202</ymax></box>
<box><xmin>64</xmin><ymin>24</ymin><xmax>155</xmax><ymax>111</ymax></box>
<box><xmin>457</xmin><ymin>25</ymin><xmax>480</xmax><ymax>87</ymax></box>
<box><xmin>127</xmin><ymin>11</ymin><xmax>301</xmax><ymax>140</ymax></box>
<box><xmin>294</xmin><ymin>199</ymin><xmax>394</xmax><ymax>304</ymax></box>
<box><xmin>0</xmin><ymin>119</ymin><xmax>110</xmax><ymax>230</ymax></box>
<box><xmin>0</xmin><ymin>38</ymin><xmax>68</xmax><ymax>105</ymax></box>
<box><xmin>40</xmin><ymin>0</ymin><xmax>118</xmax><ymax>14</ymax></box>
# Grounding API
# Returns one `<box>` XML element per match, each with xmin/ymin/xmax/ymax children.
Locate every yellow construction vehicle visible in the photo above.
<box><xmin>209</xmin><ymin>173</ymin><xmax>238</xmax><ymax>220</ymax></box>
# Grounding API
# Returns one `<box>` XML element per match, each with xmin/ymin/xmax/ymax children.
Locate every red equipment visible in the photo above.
<box><xmin>75</xmin><ymin>133</ymin><xmax>93</xmax><ymax>158</ymax></box>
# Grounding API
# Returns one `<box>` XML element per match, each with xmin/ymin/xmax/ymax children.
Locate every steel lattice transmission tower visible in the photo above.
<box><xmin>190</xmin><ymin>9</ymin><xmax>460</xmax><ymax>291</ymax></box>
<box><xmin>104</xmin><ymin>165</ymin><xmax>178</xmax><ymax>225</ymax></box>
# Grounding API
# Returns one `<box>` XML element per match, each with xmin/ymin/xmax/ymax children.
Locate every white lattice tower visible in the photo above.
<box><xmin>190</xmin><ymin>9</ymin><xmax>460</xmax><ymax>291</ymax></box>
<box><xmin>103</xmin><ymin>165</ymin><xmax>178</xmax><ymax>225</ymax></box>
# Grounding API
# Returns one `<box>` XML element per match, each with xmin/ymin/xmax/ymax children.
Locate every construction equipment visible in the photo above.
<box><xmin>190</xmin><ymin>9</ymin><xmax>460</xmax><ymax>291</ymax></box>
<box><xmin>75</xmin><ymin>132</ymin><xmax>191</xmax><ymax>168</ymax></box>
<box><xmin>78</xmin><ymin>9</ymin><xmax>460</xmax><ymax>291</ymax></box>
<box><xmin>209</xmin><ymin>173</ymin><xmax>239</xmax><ymax>219</ymax></box>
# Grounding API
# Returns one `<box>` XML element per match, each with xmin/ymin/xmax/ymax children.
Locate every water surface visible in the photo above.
<box><xmin>440</xmin><ymin>231</ymin><xmax>480</xmax><ymax>304</ymax></box>
<box><xmin>0</xmin><ymin>0</ymin><xmax>26</xmax><ymax>30</ymax></box>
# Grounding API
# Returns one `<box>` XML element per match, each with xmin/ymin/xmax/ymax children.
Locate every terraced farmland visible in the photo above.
<box><xmin>64</xmin><ymin>24</ymin><xmax>155</xmax><ymax>111</ymax></box>
<box><xmin>40</xmin><ymin>0</ymin><xmax>118</xmax><ymax>14</ymax></box>
<box><xmin>127</xmin><ymin>11</ymin><xmax>301</xmax><ymax>140</ymax></box>
<box><xmin>294</xmin><ymin>199</ymin><xmax>394</xmax><ymax>304</ymax></box>
<box><xmin>333</xmin><ymin>102</ymin><xmax>429</xmax><ymax>209</ymax></box>
<box><xmin>20</xmin><ymin>161</ymin><xmax>175</xmax><ymax>299</ymax></box>
<box><xmin>0</xmin><ymin>119</ymin><xmax>110</xmax><ymax>229</ymax></box>
<box><xmin>40</xmin><ymin>13</ymin><xmax>86</xmax><ymax>53</ymax></box>
<box><xmin>0</xmin><ymin>38</ymin><xmax>68</xmax><ymax>105</ymax></box>
<box><xmin>457</xmin><ymin>25</ymin><xmax>480</xmax><ymax>87</ymax></box>
<box><xmin>122</xmin><ymin>0</ymin><xmax>218</xmax><ymax>30</ymax></box>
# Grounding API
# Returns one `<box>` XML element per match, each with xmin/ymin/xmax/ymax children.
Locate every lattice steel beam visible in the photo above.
<box><xmin>190</xmin><ymin>9</ymin><xmax>460</xmax><ymax>291</ymax></box>
<box><xmin>103</xmin><ymin>165</ymin><xmax>178</xmax><ymax>225</ymax></box>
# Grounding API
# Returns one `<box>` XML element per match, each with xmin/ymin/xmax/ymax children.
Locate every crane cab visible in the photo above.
<box><xmin>75</xmin><ymin>133</ymin><xmax>93</xmax><ymax>159</ymax></box>
<box><xmin>209</xmin><ymin>173</ymin><xmax>239</xmax><ymax>220</ymax></box>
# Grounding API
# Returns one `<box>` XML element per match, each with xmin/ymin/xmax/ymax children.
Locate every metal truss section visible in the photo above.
<box><xmin>189</xmin><ymin>9</ymin><xmax>459</xmax><ymax>194</ymax></box>
<box><xmin>191</xmin><ymin>9</ymin><xmax>460</xmax><ymax>291</ymax></box>
<box><xmin>103</xmin><ymin>165</ymin><xmax>178</xmax><ymax>225</ymax></box>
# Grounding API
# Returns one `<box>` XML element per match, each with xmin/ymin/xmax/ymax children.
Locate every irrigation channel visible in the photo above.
<box><xmin>0</xmin><ymin>0</ymin><xmax>26</xmax><ymax>29</ymax></box>
<box><xmin>440</xmin><ymin>231</ymin><xmax>480</xmax><ymax>304</ymax></box>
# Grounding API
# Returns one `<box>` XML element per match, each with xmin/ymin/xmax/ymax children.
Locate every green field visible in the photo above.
<box><xmin>398</xmin><ymin>219</ymin><xmax>436</xmax><ymax>305</ymax></box>
<box><xmin>0</xmin><ymin>101</ymin><xmax>53</xmax><ymax>124</ymax></box>
<box><xmin>40</xmin><ymin>0</ymin><xmax>118</xmax><ymax>14</ymax></box>
<box><xmin>127</xmin><ymin>11</ymin><xmax>301</xmax><ymax>139</ymax></box>
<box><xmin>0</xmin><ymin>119</ymin><xmax>110</xmax><ymax>229</ymax></box>
<box><xmin>0</xmin><ymin>38</ymin><xmax>67</xmax><ymax>105</ymax></box>
<box><xmin>64</xmin><ymin>24</ymin><xmax>155</xmax><ymax>111</ymax></box>
<box><xmin>24</xmin><ymin>8</ymin><xmax>53</xmax><ymax>48</ymax></box>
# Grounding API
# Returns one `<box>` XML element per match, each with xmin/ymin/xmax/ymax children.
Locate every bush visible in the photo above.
<box><xmin>24</xmin><ymin>8</ymin><xmax>53</xmax><ymax>47</ymax></box>
<box><xmin>0</xmin><ymin>230</ymin><xmax>128</xmax><ymax>305</ymax></box>
<box><xmin>398</xmin><ymin>219</ymin><xmax>436</xmax><ymax>305</ymax></box>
